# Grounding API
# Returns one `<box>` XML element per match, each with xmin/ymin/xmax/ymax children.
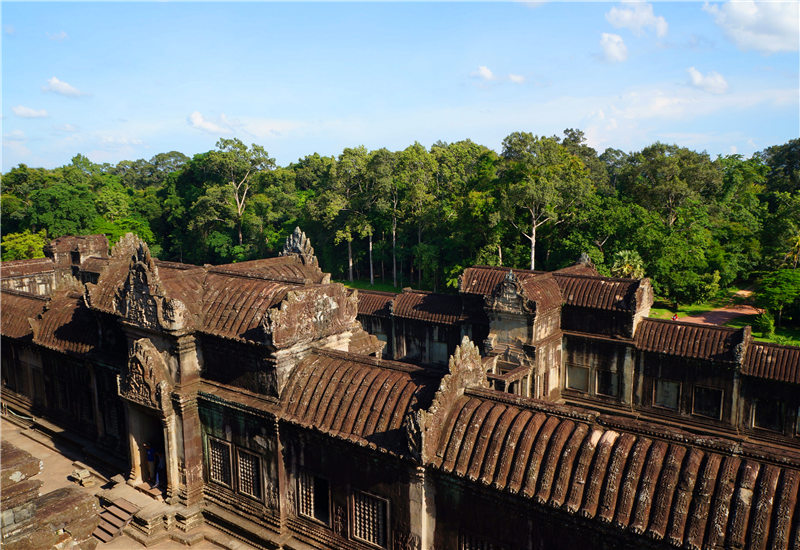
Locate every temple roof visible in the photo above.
<box><xmin>744</xmin><ymin>342</ymin><xmax>800</xmax><ymax>385</ymax></box>
<box><xmin>428</xmin><ymin>387</ymin><xmax>800</xmax><ymax>549</ymax></box>
<box><xmin>461</xmin><ymin>265</ymin><xmax>647</xmax><ymax>313</ymax></box>
<box><xmin>0</xmin><ymin>289</ymin><xmax>47</xmax><ymax>339</ymax></box>
<box><xmin>31</xmin><ymin>292</ymin><xmax>99</xmax><ymax>356</ymax></box>
<box><xmin>280</xmin><ymin>349</ymin><xmax>434</xmax><ymax>455</ymax></box>
<box><xmin>0</xmin><ymin>257</ymin><xmax>56</xmax><ymax>278</ymax></box>
<box><xmin>634</xmin><ymin>318</ymin><xmax>746</xmax><ymax>363</ymax></box>
<box><xmin>356</xmin><ymin>290</ymin><xmax>396</xmax><ymax>318</ymax></box>
<box><xmin>392</xmin><ymin>290</ymin><xmax>472</xmax><ymax>325</ymax></box>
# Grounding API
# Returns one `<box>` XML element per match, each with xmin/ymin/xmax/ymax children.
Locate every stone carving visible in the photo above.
<box><xmin>334</xmin><ymin>504</ymin><xmax>346</xmax><ymax>535</ymax></box>
<box><xmin>112</xmin><ymin>233</ymin><xmax>188</xmax><ymax>331</ymax></box>
<box><xmin>393</xmin><ymin>528</ymin><xmax>421</xmax><ymax>550</ymax></box>
<box><xmin>406</xmin><ymin>336</ymin><xmax>489</xmax><ymax>462</ymax></box>
<box><xmin>261</xmin><ymin>285</ymin><xmax>358</xmax><ymax>349</ymax></box>
<box><xmin>118</xmin><ymin>338</ymin><xmax>173</xmax><ymax>412</ymax></box>
<box><xmin>485</xmin><ymin>270</ymin><xmax>533</xmax><ymax>314</ymax></box>
<box><xmin>281</xmin><ymin>226</ymin><xmax>318</xmax><ymax>267</ymax></box>
<box><xmin>265</xmin><ymin>481</ymin><xmax>279</xmax><ymax>510</ymax></box>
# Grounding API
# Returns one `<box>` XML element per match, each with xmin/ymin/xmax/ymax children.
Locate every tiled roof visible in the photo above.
<box><xmin>281</xmin><ymin>349</ymin><xmax>425</xmax><ymax>454</ymax></box>
<box><xmin>519</xmin><ymin>274</ymin><xmax>563</xmax><ymax>312</ymax></box>
<box><xmin>744</xmin><ymin>342</ymin><xmax>800</xmax><ymax>385</ymax></box>
<box><xmin>356</xmin><ymin>290</ymin><xmax>396</xmax><ymax>318</ymax></box>
<box><xmin>0</xmin><ymin>290</ymin><xmax>47</xmax><ymax>339</ymax></box>
<box><xmin>554</xmin><ymin>262</ymin><xmax>600</xmax><ymax>276</ymax></box>
<box><xmin>635</xmin><ymin>318</ymin><xmax>745</xmax><ymax>363</ymax></box>
<box><xmin>392</xmin><ymin>290</ymin><xmax>467</xmax><ymax>325</ymax></box>
<box><xmin>552</xmin><ymin>273</ymin><xmax>642</xmax><ymax>312</ymax></box>
<box><xmin>80</xmin><ymin>256</ymin><xmax>109</xmax><ymax>273</ymax></box>
<box><xmin>213</xmin><ymin>256</ymin><xmax>327</xmax><ymax>284</ymax></box>
<box><xmin>430</xmin><ymin>389</ymin><xmax>800</xmax><ymax>549</ymax></box>
<box><xmin>45</xmin><ymin>234</ymin><xmax>108</xmax><ymax>254</ymax></box>
<box><xmin>461</xmin><ymin>266</ymin><xmax>643</xmax><ymax>312</ymax></box>
<box><xmin>0</xmin><ymin>257</ymin><xmax>55</xmax><ymax>278</ymax></box>
<box><xmin>199</xmin><ymin>272</ymin><xmax>292</xmax><ymax>341</ymax></box>
<box><xmin>460</xmin><ymin>266</ymin><xmax>542</xmax><ymax>296</ymax></box>
<box><xmin>32</xmin><ymin>292</ymin><xmax>98</xmax><ymax>355</ymax></box>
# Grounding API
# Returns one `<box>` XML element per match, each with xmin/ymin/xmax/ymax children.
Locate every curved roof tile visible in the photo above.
<box><xmin>392</xmin><ymin>290</ymin><xmax>468</xmax><ymax>325</ymax></box>
<box><xmin>744</xmin><ymin>342</ymin><xmax>800</xmax><ymax>385</ymax></box>
<box><xmin>357</xmin><ymin>290</ymin><xmax>396</xmax><ymax>318</ymax></box>
<box><xmin>32</xmin><ymin>292</ymin><xmax>98</xmax><ymax>355</ymax></box>
<box><xmin>0</xmin><ymin>290</ymin><xmax>47</xmax><ymax>339</ymax></box>
<box><xmin>429</xmin><ymin>390</ymin><xmax>800</xmax><ymax>549</ymax></box>
<box><xmin>635</xmin><ymin>318</ymin><xmax>745</xmax><ymax>363</ymax></box>
<box><xmin>280</xmin><ymin>350</ymin><xmax>425</xmax><ymax>454</ymax></box>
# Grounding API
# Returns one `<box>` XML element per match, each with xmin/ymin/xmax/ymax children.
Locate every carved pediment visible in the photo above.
<box><xmin>113</xmin><ymin>233</ymin><xmax>187</xmax><ymax>331</ymax></box>
<box><xmin>261</xmin><ymin>284</ymin><xmax>357</xmax><ymax>348</ymax></box>
<box><xmin>280</xmin><ymin>226</ymin><xmax>318</xmax><ymax>267</ymax></box>
<box><xmin>407</xmin><ymin>336</ymin><xmax>489</xmax><ymax>462</ymax></box>
<box><xmin>485</xmin><ymin>270</ymin><xmax>534</xmax><ymax>314</ymax></box>
<box><xmin>118</xmin><ymin>338</ymin><xmax>173</xmax><ymax>413</ymax></box>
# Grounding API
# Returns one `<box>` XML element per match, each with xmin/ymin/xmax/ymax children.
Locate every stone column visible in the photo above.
<box><xmin>126</xmin><ymin>402</ymin><xmax>142</xmax><ymax>483</ymax></box>
<box><xmin>162</xmin><ymin>413</ymin><xmax>180</xmax><ymax>503</ymax></box>
<box><xmin>173</xmin><ymin>392</ymin><xmax>203</xmax><ymax>506</ymax></box>
<box><xmin>408</xmin><ymin>466</ymin><xmax>435</xmax><ymax>550</ymax></box>
<box><xmin>89</xmin><ymin>365</ymin><xmax>105</xmax><ymax>440</ymax></box>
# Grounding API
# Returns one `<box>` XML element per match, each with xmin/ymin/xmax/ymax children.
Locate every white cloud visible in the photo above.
<box><xmin>474</xmin><ymin>66</ymin><xmax>495</xmax><ymax>81</ymax></box>
<box><xmin>13</xmin><ymin>105</ymin><xmax>48</xmax><ymax>118</ymax></box>
<box><xmin>601</xmin><ymin>33</ymin><xmax>628</xmax><ymax>62</ymax></box>
<box><xmin>4</xmin><ymin>130</ymin><xmax>26</xmax><ymax>142</ymax></box>
<box><xmin>42</xmin><ymin>76</ymin><xmax>83</xmax><ymax>96</ymax></box>
<box><xmin>687</xmin><ymin>67</ymin><xmax>729</xmax><ymax>94</ymax></box>
<box><xmin>704</xmin><ymin>1</ymin><xmax>799</xmax><ymax>54</ymax></box>
<box><xmin>100</xmin><ymin>135</ymin><xmax>143</xmax><ymax>146</ymax></box>
<box><xmin>509</xmin><ymin>73</ymin><xmax>525</xmax><ymax>84</ymax></box>
<box><xmin>606</xmin><ymin>2</ymin><xmax>668</xmax><ymax>37</ymax></box>
<box><xmin>4</xmin><ymin>25</ymin><xmax>15</xmax><ymax>35</ymax></box>
<box><xmin>54</xmin><ymin>123</ymin><xmax>77</xmax><ymax>132</ymax></box>
<box><xmin>188</xmin><ymin>111</ymin><xmax>233</xmax><ymax>134</ymax></box>
<box><xmin>47</xmin><ymin>31</ymin><xmax>68</xmax><ymax>41</ymax></box>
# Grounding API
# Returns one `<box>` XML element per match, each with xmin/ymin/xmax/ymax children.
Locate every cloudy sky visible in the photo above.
<box><xmin>2</xmin><ymin>1</ymin><xmax>798</xmax><ymax>171</ymax></box>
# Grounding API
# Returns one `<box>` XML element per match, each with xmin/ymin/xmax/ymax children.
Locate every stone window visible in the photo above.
<box><xmin>566</xmin><ymin>364</ymin><xmax>590</xmax><ymax>392</ymax></box>
<box><xmin>595</xmin><ymin>370</ymin><xmax>619</xmax><ymax>397</ymax></box>
<box><xmin>352</xmin><ymin>490</ymin><xmax>388</xmax><ymax>548</ymax></box>
<box><xmin>298</xmin><ymin>471</ymin><xmax>330</xmax><ymax>525</ymax></box>
<box><xmin>753</xmin><ymin>399</ymin><xmax>784</xmax><ymax>432</ymax></box>
<box><xmin>208</xmin><ymin>438</ymin><xmax>232</xmax><ymax>487</ymax></box>
<box><xmin>237</xmin><ymin>449</ymin><xmax>261</xmax><ymax>499</ymax></box>
<box><xmin>692</xmin><ymin>386</ymin><xmax>723</xmax><ymax>420</ymax></box>
<box><xmin>460</xmin><ymin>533</ymin><xmax>509</xmax><ymax>550</ymax></box>
<box><xmin>654</xmin><ymin>379</ymin><xmax>681</xmax><ymax>410</ymax></box>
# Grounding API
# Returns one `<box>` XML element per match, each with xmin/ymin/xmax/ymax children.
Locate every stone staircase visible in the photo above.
<box><xmin>92</xmin><ymin>498</ymin><xmax>140</xmax><ymax>543</ymax></box>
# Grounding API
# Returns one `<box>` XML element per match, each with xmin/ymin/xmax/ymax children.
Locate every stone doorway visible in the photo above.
<box><xmin>126</xmin><ymin>402</ymin><xmax>167</xmax><ymax>495</ymax></box>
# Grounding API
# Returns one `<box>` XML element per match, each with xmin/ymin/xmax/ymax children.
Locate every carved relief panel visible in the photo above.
<box><xmin>118</xmin><ymin>338</ymin><xmax>173</xmax><ymax>413</ymax></box>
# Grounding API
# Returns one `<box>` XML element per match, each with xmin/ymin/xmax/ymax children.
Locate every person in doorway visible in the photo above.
<box><xmin>672</xmin><ymin>313</ymin><xmax>678</xmax><ymax>321</ymax></box>
<box><xmin>144</xmin><ymin>442</ymin><xmax>155</xmax><ymax>486</ymax></box>
<box><xmin>155</xmin><ymin>449</ymin><xmax>166</xmax><ymax>490</ymax></box>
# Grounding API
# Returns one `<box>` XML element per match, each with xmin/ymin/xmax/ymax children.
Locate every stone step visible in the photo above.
<box><xmin>92</xmin><ymin>526</ymin><xmax>115</xmax><ymax>544</ymax></box>
<box><xmin>112</xmin><ymin>498</ymin><xmax>139</xmax><ymax>516</ymax></box>
<box><xmin>104</xmin><ymin>504</ymin><xmax>133</xmax><ymax>523</ymax></box>
<box><xmin>100</xmin><ymin>510</ymin><xmax>126</xmax><ymax>528</ymax></box>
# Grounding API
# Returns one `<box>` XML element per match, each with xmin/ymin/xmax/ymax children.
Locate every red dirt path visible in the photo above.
<box><xmin>676</xmin><ymin>290</ymin><xmax>761</xmax><ymax>327</ymax></box>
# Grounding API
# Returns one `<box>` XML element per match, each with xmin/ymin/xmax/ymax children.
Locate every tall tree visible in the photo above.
<box><xmin>207</xmin><ymin>138</ymin><xmax>275</xmax><ymax>245</ymax></box>
<box><xmin>500</xmin><ymin>132</ymin><xmax>592</xmax><ymax>270</ymax></box>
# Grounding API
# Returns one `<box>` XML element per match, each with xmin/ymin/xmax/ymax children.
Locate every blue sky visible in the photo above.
<box><xmin>2</xmin><ymin>1</ymin><xmax>798</xmax><ymax>171</ymax></box>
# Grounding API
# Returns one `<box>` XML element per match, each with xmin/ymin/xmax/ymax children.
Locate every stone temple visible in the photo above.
<box><xmin>1</xmin><ymin>229</ymin><xmax>800</xmax><ymax>550</ymax></box>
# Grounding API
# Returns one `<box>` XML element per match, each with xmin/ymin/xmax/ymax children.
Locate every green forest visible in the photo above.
<box><xmin>2</xmin><ymin>131</ymin><xmax>799</xmax><ymax>337</ymax></box>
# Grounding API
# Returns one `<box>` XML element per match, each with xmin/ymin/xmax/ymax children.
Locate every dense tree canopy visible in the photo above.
<box><xmin>2</xmin><ymin>133</ymin><xmax>798</xmax><ymax>328</ymax></box>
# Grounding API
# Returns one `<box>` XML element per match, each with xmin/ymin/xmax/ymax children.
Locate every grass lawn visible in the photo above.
<box><xmin>648</xmin><ymin>286</ymin><xmax>748</xmax><ymax>320</ymax></box>
<box><xmin>724</xmin><ymin>315</ymin><xmax>800</xmax><ymax>346</ymax></box>
<box><xmin>335</xmin><ymin>279</ymin><xmax>402</xmax><ymax>293</ymax></box>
